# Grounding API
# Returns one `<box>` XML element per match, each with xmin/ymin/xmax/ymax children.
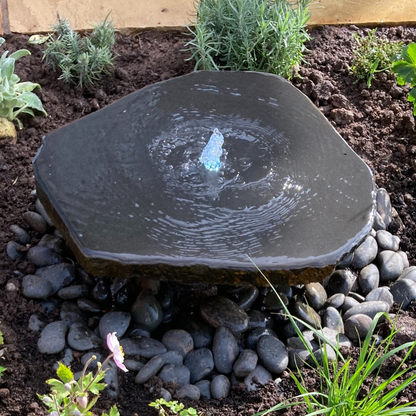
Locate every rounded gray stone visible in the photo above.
<box><xmin>246</xmin><ymin>327</ymin><xmax>278</xmax><ymax>350</ymax></box>
<box><xmin>326</xmin><ymin>269</ymin><xmax>355</xmax><ymax>297</ymax></box>
<box><xmin>131</xmin><ymin>290</ymin><xmax>163</xmax><ymax>332</ymax></box>
<box><xmin>81</xmin><ymin>352</ymin><xmax>102</xmax><ymax>369</ymax></box>
<box><xmin>124</xmin><ymin>359</ymin><xmax>144</xmax><ymax>372</ymax></box>
<box><xmin>231</xmin><ymin>286</ymin><xmax>259</xmax><ymax>311</ymax></box>
<box><xmin>233</xmin><ymin>349</ymin><xmax>258</xmax><ymax>378</ymax></box>
<box><xmin>211</xmin><ymin>375</ymin><xmax>230</xmax><ymax>399</ymax></box>
<box><xmin>365</xmin><ymin>287</ymin><xmax>393</xmax><ymax>308</ymax></box>
<box><xmin>343</xmin><ymin>300</ymin><xmax>390</xmax><ymax>322</ymax></box>
<box><xmin>184</xmin><ymin>348</ymin><xmax>214</xmax><ymax>383</ymax></box>
<box><xmin>38</xmin><ymin>234</ymin><xmax>64</xmax><ymax>254</ymax></box>
<box><xmin>67</xmin><ymin>322</ymin><xmax>102</xmax><ymax>351</ymax></box>
<box><xmin>322</xmin><ymin>306</ymin><xmax>344</xmax><ymax>333</ymax></box>
<box><xmin>120</xmin><ymin>337</ymin><xmax>167</xmax><ymax>358</ymax></box>
<box><xmin>376</xmin><ymin>230</ymin><xmax>400</xmax><ymax>251</ymax></box>
<box><xmin>6</xmin><ymin>241</ymin><xmax>25</xmax><ymax>261</ymax></box>
<box><xmin>244</xmin><ymin>365</ymin><xmax>272</xmax><ymax>392</ymax></box>
<box><xmin>293</xmin><ymin>302</ymin><xmax>322</xmax><ymax>329</ymax></box>
<box><xmin>35</xmin><ymin>263</ymin><xmax>76</xmax><ymax>294</ymax></box>
<box><xmin>160</xmin><ymin>350</ymin><xmax>183</xmax><ymax>366</ymax></box>
<box><xmin>344</xmin><ymin>314</ymin><xmax>373</xmax><ymax>340</ymax></box>
<box><xmin>391</xmin><ymin>278</ymin><xmax>416</xmax><ymax>310</ymax></box>
<box><xmin>341</xmin><ymin>296</ymin><xmax>360</xmax><ymax>313</ymax></box>
<box><xmin>135</xmin><ymin>355</ymin><xmax>165</xmax><ymax>384</ymax></box>
<box><xmin>195</xmin><ymin>380</ymin><xmax>211</xmax><ymax>399</ymax></box>
<box><xmin>10</xmin><ymin>224</ymin><xmax>30</xmax><ymax>244</ymax></box>
<box><xmin>201</xmin><ymin>296</ymin><xmax>249</xmax><ymax>333</ymax></box>
<box><xmin>158</xmin><ymin>364</ymin><xmax>190</xmax><ymax>387</ymax></box>
<box><xmin>377</xmin><ymin>250</ymin><xmax>404</xmax><ymax>281</ymax></box>
<box><xmin>304</xmin><ymin>283</ymin><xmax>327</xmax><ymax>310</ymax></box>
<box><xmin>325</xmin><ymin>293</ymin><xmax>345</xmax><ymax>309</ymax></box>
<box><xmin>257</xmin><ymin>335</ymin><xmax>288</xmax><ymax>375</ymax></box>
<box><xmin>99</xmin><ymin>311</ymin><xmax>131</xmax><ymax>339</ymax></box>
<box><xmin>212</xmin><ymin>327</ymin><xmax>239</xmax><ymax>374</ymax></box>
<box><xmin>38</xmin><ymin>320</ymin><xmax>69</xmax><ymax>354</ymax></box>
<box><xmin>351</xmin><ymin>235</ymin><xmax>378</xmax><ymax>269</ymax></box>
<box><xmin>27</xmin><ymin>246</ymin><xmax>63</xmax><ymax>267</ymax></box>
<box><xmin>162</xmin><ymin>329</ymin><xmax>194</xmax><ymax>358</ymax></box>
<box><xmin>22</xmin><ymin>275</ymin><xmax>54</xmax><ymax>299</ymax></box>
<box><xmin>22</xmin><ymin>211</ymin><xmax>48</xmax><ymax>234</ymax></box>
<box><xmin>397</xmin><ymin>251</ymin><xmax>410</xmax><ymax>269</ymax></box>
<box><xmin>57</xmin><ymin>284</ymin><xmax>89</xmax><ymax>300</ymax></box>
<box><xmin>177</xmin><ymin>384</ymin><xmax>201</xmax><ymax>400</ymax></box>
<box><xmin>398</xmin><ymin>266</ymin><xmax>416</xmax><ymax>283</ymax></box>
<box><xmin>358</xmin><ymin>264</ymin><xmax>380</xmax><ymax>295</ymax></box>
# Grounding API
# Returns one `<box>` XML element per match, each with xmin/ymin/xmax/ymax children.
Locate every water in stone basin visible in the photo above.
<box><xmin>148</xmin><ymin>120</ymin><xmax>308</xmax><ymax>260</ymax></box>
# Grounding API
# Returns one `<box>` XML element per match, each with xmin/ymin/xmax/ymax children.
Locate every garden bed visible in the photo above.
<box><xmin>1</xmin><ymin>24</ymin><xmax>416</xmax><ymax>416</ymax></box>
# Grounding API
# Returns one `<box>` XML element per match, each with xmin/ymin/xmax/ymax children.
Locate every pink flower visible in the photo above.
<box><xmin>106</xmin><ymin>332</ymin><xmax>128</xmax><ymax>372</ymax></box>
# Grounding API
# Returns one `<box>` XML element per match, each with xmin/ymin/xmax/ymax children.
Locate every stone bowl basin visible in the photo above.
<box><xmin>33</xmin><ymin>71</ymin><xmax>376</xmax><ymax>286</ymax></box>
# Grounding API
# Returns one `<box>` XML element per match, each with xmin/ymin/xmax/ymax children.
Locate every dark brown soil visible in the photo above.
<box><xmin>1</xmin><ymin>25</ymin><xmax>416</xmax><ymax>416</ymax></box>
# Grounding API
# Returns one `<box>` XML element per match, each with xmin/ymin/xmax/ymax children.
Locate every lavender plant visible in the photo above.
<box><xmin>39</xmin><ymin>332</ymin><xmax>126</xmax><ymax>416</ymax></box>
<box><xmin>43</xmin><ymin>15</ymin><xmax>116</xmax><ymax>88</ymax></box>
<box><xmin>184</xmin><ymin>0</ymin><xmax>311</xmax><ymax>79</ymax></box>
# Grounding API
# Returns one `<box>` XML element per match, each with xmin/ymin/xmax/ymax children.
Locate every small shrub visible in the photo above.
<box><xmin>350</xmin><ymin>28</ymin><xmax>403</xmax><ymax>87</ymax></box>
<box><xmin>392</xmin><ymin>42</ymin><xmax>416</xmax><ymax>115</ymax></box>
<box><xmin>184</xmin><ymin>0</ymin><xmax>311</xmax><ymax>79</ymax></box>
<box><xmin>0</xmin><ymin>37</ymin><xmax>47</xmax><ymax>129</ymax></box>
<box><xmin>43</xmin><ymin>15</ymin><xmax>116</xmax><ymax>88</ymax></box>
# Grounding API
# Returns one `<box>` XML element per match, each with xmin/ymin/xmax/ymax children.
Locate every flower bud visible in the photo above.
<box><xmin>71</xmin><ymin>410</ymin><xmax>82</xmax><ymax>416</ymax></box>
<box><xmin>42</xmin><ymin>396</ymin><xmax>53</xmax><ymax>404</ymax></box>
<box><xmin>77</xmin><ymin>395</ymin><xmax>88</xmax><ymax>409</ymax></box>
<box><xmin>50</xmin><ymin>412</ymin><xmax>60</xmax><ymax>416</ymax></box>
<box><xmin>64</xmin><ymin>383</ymin><xmax>72</xmax><ymax>391</ymax></box>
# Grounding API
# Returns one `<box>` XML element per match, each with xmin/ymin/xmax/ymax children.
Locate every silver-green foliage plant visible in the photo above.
<box><xmin>252</xmin><ymin>266</ymin><xmax>416</xmax><ymax>416</ymax></box>
<box><xmin>350</xmin><ymin>28</ymin><xmax>403</xmax><ymax>87</ymax></box>
<box><xmin>185</xmin><ymin>0</ymin><xmax>311</xmax><ymax>79</ymax></box>
<box><xmin>43</xmin><ymin>16</ymin><xmax>116</xmax><ymax>88</ymax></box>
<box><xmin>0</xmin><ymin>38</ymin><xmax>47</xmax><ymax>129</ymax></box>
<box><xmin>392</xmin><ymin>43</ymin><xmax>416</xmax><ymax>115</ymax></box>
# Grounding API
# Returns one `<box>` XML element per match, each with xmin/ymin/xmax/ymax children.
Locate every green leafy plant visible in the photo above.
<box><xmin>0</xmin><ymin>37</ymin><xmax>47</xmax><ymax>129</ymax></box>
<box><xmin>43</xmin><ymin>15</ymin><xmax>116</xmax><ymax>88</ymax></box>
<box><xmin>39</xmin><ymin>333</ymin><xmax>126</xmax><ymax>416</ymax></box>
<box><xmin>350</xmin><ymin>28</ymin><xmax>403</xmax><ymax>87</ymax></box>
<box><xmin>149</xmin><ymin>399</ymin><xmax>199</xmax><ymax>416</ymax></box>
<box><xmin>392</xmin><ymin>43</ymin><xmax>416</xmax><ymax>115</ymax></box>
<box><xmin>252</xmin><ymin>263</ymin><xmax>416</xmax><ymax>416</ymax></box>
<box><xmin>184</xmin><ymin>0</ymin><xmax>311</xmax><ymax>79</ymax></box>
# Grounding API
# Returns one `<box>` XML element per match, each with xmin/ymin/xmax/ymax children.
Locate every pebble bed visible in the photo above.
<box><xmin>6</xmin><ymin>187</ymin><xmax>416</xmax><ymax>401</ymax></box>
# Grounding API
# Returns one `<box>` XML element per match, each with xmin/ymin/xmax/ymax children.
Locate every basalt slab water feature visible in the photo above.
<box><xmin>33</xmin><ymin>71</ymin><xmax>376</xmax><ymax>286</ymax></box>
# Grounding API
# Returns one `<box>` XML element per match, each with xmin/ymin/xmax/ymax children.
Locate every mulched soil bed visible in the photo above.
<box><xmin>1</xmin><ymin>24</ymin><xmax>416</xmax><ymax>416</ymax></box>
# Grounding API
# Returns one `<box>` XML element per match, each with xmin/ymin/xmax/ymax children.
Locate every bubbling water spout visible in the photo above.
<box><xmin>200</xmin><ymin>128</ymin><xmax>224</xmax><ymax>171</ymax></box>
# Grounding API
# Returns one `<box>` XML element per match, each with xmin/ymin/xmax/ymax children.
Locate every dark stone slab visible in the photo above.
<box><xmin>33</xmin><ymin>71</ymin><xmax>375</xmax><ymax>286</ymax></box>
